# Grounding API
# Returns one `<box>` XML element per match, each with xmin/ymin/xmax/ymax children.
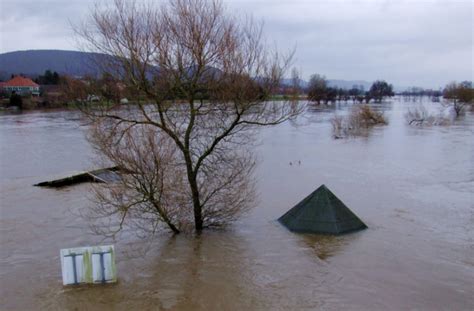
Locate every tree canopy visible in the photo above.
<box><xmin>368</xmin><ymin>80</ymin><xmax>394</xmax><ymax>102</ymax></box>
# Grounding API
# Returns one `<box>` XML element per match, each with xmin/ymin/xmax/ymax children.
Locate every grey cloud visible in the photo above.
<box><xmin>0</xmin><ymin>0</ymin><xmax>472</xmax><ymax>88</ymax></box>
<box><xmin>225</xmin><ymin>0</ymin><xmax>473</xmax><ymax>88</ymax></box>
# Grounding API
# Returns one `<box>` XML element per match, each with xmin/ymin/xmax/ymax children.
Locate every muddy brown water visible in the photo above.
<box><xmin>0</xmin><ymin>99</ymin><xmax>473</xmax><ymax>310</ymax></box>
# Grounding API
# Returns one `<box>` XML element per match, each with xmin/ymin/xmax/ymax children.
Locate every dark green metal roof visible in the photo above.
<box><xmin>278</xmin><ymin>184</ymin><xmax>367</xmax><ymax>235</ymax></box>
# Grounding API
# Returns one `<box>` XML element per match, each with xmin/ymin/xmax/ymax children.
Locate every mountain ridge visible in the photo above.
<box><xmin>1</xmin><ymin>50</ymin><xmax>400</xmax><ymax>91</ymax></box>
<box><xmin>0</xmin><ymin>50</ymin><xmax>105</xmax><ymax>80</ymax></box>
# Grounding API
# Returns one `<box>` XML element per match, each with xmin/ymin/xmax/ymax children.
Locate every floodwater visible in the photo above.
<box><xmin>0</xmin><ymin>98</ymin><xmax>473</xmax><ymax>310</ymax></box>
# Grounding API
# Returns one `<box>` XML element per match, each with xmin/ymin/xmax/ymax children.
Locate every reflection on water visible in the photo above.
<box><xmin>300</xmin><ymin>234</ymin><xmax>352</xmax><ymax>261</ymax></box>
<box><xmin>1</xmin><ymin>98</ymin><xmax>473</xmax><ymax>310</ymax></box>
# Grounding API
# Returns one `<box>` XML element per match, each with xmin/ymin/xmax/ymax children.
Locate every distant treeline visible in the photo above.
<box><xmin>301</xmin><ymin>74</ymin><xmax>394</xmax><ymax>104</ymax></box>
<box><xmin>1</xmin><ymin>69</ymin><xmax>473</xmax><ymax>111</ymax></box>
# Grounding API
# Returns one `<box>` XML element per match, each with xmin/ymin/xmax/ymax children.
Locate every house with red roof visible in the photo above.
<box><xmin>2</xmin><ymin>76</ymin><xmax>40</xmax><ymax>96</ymax></box>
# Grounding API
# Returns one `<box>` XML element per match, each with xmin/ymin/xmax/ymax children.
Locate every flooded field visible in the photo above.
<box><xmin>1</xmin><ymin>98</ymin><xmax>473</xmax><ymax>310</ymax></box>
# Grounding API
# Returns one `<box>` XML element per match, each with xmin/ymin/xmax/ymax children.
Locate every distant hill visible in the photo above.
<box><xmin>281</xmin><ymin>78</ymin><xmax>372</xmax><ymax>91</ymax></box>
<box><xmin>280</xmin><ymin>78</ymin><xmax>308</xmax><ymax>89</ymax></box>
<box><xmin>327</xmin><ymin>79</ymin><xmax>372</xmax><ymax>91</ymax></box>
<box><xmin>0</xmin><ymin>50</ymin><xmax>105</xmax><ymax>80</ymax></box>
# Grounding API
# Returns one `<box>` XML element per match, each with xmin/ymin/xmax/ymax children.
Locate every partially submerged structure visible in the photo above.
<box><xmin>278</xmin><ymin>184</ymin><xmax>367</xmax><ymax>235</ymax></box>
<box><xmin>34</xmin><ymin>167</ymin><xmax>121</xmax><ymax>188</ymax></box>
<box><xmin>60</xmin><ymin>245</ymin><xmax>117</xmax><ymax>285</ymax></box>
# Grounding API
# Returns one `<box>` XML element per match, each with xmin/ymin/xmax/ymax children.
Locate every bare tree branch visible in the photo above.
<box><xmin>75</xmin><ymin>0</ymin><xmax>302</xmax><ymax>234</ymax></box>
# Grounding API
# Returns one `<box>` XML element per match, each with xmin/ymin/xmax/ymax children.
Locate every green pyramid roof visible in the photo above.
<box><xmin>278</xmin><ymin>184</ymin><xmax>367</xmax><ymax>235</ymax></box>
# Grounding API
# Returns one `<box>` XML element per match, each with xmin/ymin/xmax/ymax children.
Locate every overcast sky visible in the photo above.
<box><xmin>0</xmin><ymin>0</ymin><xmax>472</xmax><ymax>88</ymax></box>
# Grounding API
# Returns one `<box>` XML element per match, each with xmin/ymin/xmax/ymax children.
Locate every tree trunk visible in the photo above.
<box><xmin>183</xmin><ymin>151</ymin><xmax>204</xmax><ymax>231</ymax></box>
<box><xmin>191</xmin><ymin>180</ymin><xmax>203</xmax><ymax>231</ymax></box>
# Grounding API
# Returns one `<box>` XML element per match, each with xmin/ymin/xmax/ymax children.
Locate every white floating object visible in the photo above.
<box><xmin>60</xmin><ymin>245</ymin><xmax>116</xmax><ymax>285</ymax></box>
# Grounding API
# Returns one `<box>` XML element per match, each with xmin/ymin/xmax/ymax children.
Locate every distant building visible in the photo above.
<box><xmin>2</xmin><ymin>76</ymin><xmax>40</xmax><ymax>96</ymax></box>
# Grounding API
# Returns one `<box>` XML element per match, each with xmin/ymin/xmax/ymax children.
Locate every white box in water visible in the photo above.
<box><xmin>60</xmin><ymin>245</ymin><xmax>116</xmax><ymax>285</ymax></box>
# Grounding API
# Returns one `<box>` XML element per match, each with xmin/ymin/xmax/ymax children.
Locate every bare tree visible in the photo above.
<box><xmin>60</xmin><ymin>76</ymin><xmax>90</xmax><ymax>105</ymax></box>
<box><xmin>75</xmin><ymin>0</ymin><xmax>300</xmax><ymax>233</ymax></box>
<box><xmin>289</xmin><ymin>67</ymin><xmax>302</xmax><ymax>101</ymax></box>
<box><xmin>443</xmin><ymin>81</ymin><xmax>473</xmax><ymax>117</ymax></box>
<box><xmin>87</xmin><ymin>120</ymin><xmax>256</xmax><ymax>235</ymax></box>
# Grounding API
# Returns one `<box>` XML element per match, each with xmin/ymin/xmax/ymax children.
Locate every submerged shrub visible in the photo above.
<box><xmin>331</xmin><ymin>105</ymin><xmax>387</xmax><ymax>138</ymax></box>
<box><xmin>405</xmin><ymin>105</ymin><xmax>451</xmax><ymax>126</ymax></box>
<box><xmin>350</xmin><ymin>105</ymin><xmax>387</xmax><ymax>127</ymax></box>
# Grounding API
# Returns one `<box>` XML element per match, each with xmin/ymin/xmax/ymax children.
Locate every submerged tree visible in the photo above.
<box><xmin>443</xmin><ymin>81</ymin><xmax>473</xmax><ymax>117</ymax></box>
<box><xmin>76</xmin><ymin>0</ymin><xmax>299</xmax><ymax>234</ymax></box>
<box><xmin>88</xmin><ymin>122</ymin><xmax>256</xmax><ymax>236</ymax></box>
<box><xmin>307</xmin><ymin>73</ymin><xmax>342</xmax><ymax>104</ymax></box>
<box><xmin>368</xmin><ymin>80</ymin><xmax>394</xmax><ymax>103</ymax></box>
<box><xmin>307</xmin><ymin>74</ymin><xmax>328</xmax><ymax>104</ymax></box>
